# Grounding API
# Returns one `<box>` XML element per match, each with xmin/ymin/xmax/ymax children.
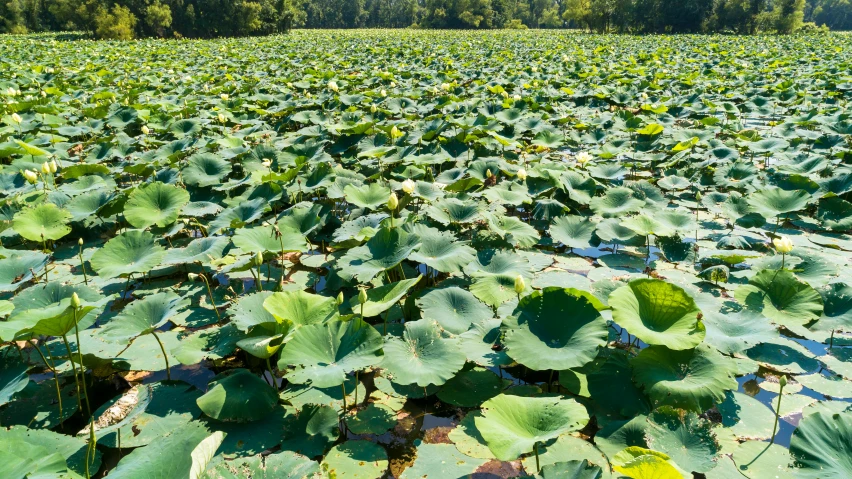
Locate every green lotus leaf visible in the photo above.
<box><xmin>536</xmin><ymin>460</ymin><xmax>603</xmax><ymax>479</ymax></box>
<box><xmin>320</xmin><ymin>440</ymin><xmax>387</xmax><ymax>479</ymax></box>
<box><xmin>416</xmin><ymin>286</ymin><xmax>493</xmax><ymax>335</ymax></box>
<box><xmin>817</xmin><ymin>196</ymin><xmax>852</xmax><ymax>231</ymax></box>
<box><xmin>279</xmin><ymin>404</ymin><xmax>339</xmax><ymax>457</ymax></box>
<box><xmin>811</xmin><ymin>282</ymin><xmax>852</xmax><ymax>333</ymax></box>
<box><xmin>124</xmin><ymin>181</ymin><xmax>190</xmax><ymax>229</ymax></box>
<box><xmin>631</xmin><ymin>344</ymin><xmax>738</xmax><ymax>412</ymax></box>
<box><xmin>107</xmin><ymin>422</ymin><xmax>220</xmax><ymax>477</ymax></box>
<box><xmin>612</xmin><ymin>447</ymin><xmax>683</xmax><ymax>479</ymax></box>
<box><xmin>12</xmin><ymin>203</ymin><xmax>72</xmax><ymax>242</ymax></box>
<box><xmin>6</xmin><ymin>282</ymin><xmax>103</xmax><ymax>338</ymax></box>
<box><xmin>408</xmin><ymin>230</ymin><xmax>476</xmax><ymax>274</ymax></box>
<box><xmin>657</xmin><ymin>175</ymin><xmax>691</xmax><ymax>191</ymax></box>
<box><xmin>701</xmin><ymin>309</ymin><xmax>777</xmax><ymax>355</ymax></box>
<box><xmin>475</xmin><ymin>393</ymin><xmax>589</xmax><ymax>461</ymax></box>
<box><xmin>549</xmin><ymin>215</ymin><xmax>597</xmax><ymax>250</ymax></box>
<box><xmin>351</xmin><ymin>276</ymin><xmax>421</xmax><ymax>318</ymax></box>
<box><xmin>339</xmin><ymin>227</ymin><xmax>421</xmax><ymax>282</ymax></box>
<box><xmin>343</xmin><ymin>183</ymin><xmax>391</xmax><ymax>210</ymax></box>
<box><xmin>609</xmin><ymin>279</ymin><xmax>705</xmax><ymax>350</ymax></box>
<box><xmin>196</xmin><ymin>369</ymin><xmax>278</xmax><ymax>422</ymax></box>
<box><xmin>263</xmin><ymin>290</ymin><xmax>339</xmax><ymax>326</ymax></box>
<box><xmin>66</xmin><ymin>190</ymin><xmax>115</xmax><ymax>221</ymax></box>
<box><xmin>458</xmin><ymin>318</ymin><xmax>512</xmax><ymax>368</ymax></box>
<box><xmin>730</xmin><ymin>440</ymin><xmax>793</xmax><ymax>479</ymax></box>
<box><xmin>400</xmin><ymin>442</ymin><xmax>487</xmax><ymax>479</ymax></box>
<box><xmin>585</xmin><ymin>349</ymin><xmax>651</xmax><ymax>419</ymax></box>
<box><xmin>503</xmin><ymin>287</ymin><xmax>607</xmax><ymax>371</ymax></box>
<box><xmin>594</xmin><ymin>415</ymin><xmax>648</xmax><ymax>460</ymax></box>
<box><xmin>590</xmin><ymin>187</ymin><xmax>645</xmax><ymax>218</ymax></box>
<box><xmin>90</xmin><ymin>230</ymin><xmax>166</xmax><ymax>279</ymax></box>
<box><xmin>346</xmin><ymin>403</ymin><xmax>396</xmax><ymax>435</ymax></box>
<box><xmin>278</xmin><ymin>318</ymin><xmax>383</xmax><ymax>388</ymax></box>
<box><xmin>484</xmin><ymin>213</ymin><xmax>540</xmax><ymax>248</ymax></box>
<box><xmin>100</xmin><ymin>292</ymin><xmax>187</xmax><ymax>342</ymax></box>
<box><xmin>734</xmin><ymin>269</ymin><xmax>823</xmax><ymax>326</ymax></box>
<box><xmin>229</xmin><ymin>291</ymin><xmax>276</xmax><ymax>331</ymax></box>
<box><xmin>163</xmin><ymin>236</ymin><xmax>230</xmax><ymax>265</ymax></box>
<box><xmin>205</xmin><ymin>450</ymin><xmax>320</xmax><ymax>479</ymax></box>
<box><xmin>0</xmin><ymin>357</ymin><xmax>29</xmax><ymax>407</ymax></box>
<box><xmin>381</xmin><ymin>319</ymin><xmax>466</xmax><ymax>387</ymax></box>
<box><xmin>523</xmin><ymin>433</ymin><xmax>610</xmax><ymax>472</ymax></box>
<box><xmin>0</xmin><ymin>425</ymin><xmax>98</xmax><ymax>477</ymax></box>
<box><xmin>183</xmin><ymin>152</ymin><xmax>232</xmax><ymax>187</ymax></box>
<box><xmin>645</xmin><ymin>407</ymin><xmax>719</xmax><ymax>473</ymax></box>
<box><xmin>208</xmin><ymin>198</ymin><xmax>268</xmax><ymax>235</ymax></box>
<box><xmin>232</xmin><ymin>224</ymin><xmax>307</xmax><ymax>254</ymax></box>
<box><xmin>0</xmin><ymin>251</ymin><xmax>47</xmax><ymax>294</ymax></box>
<box><xmin>747</xmin><ymin>187</ymin><xmax>810</xmax><ymax>218</ymax></box>
<box><xmin>717</xmin><ymin>391</ymin><xmax>776</xmax><ymax>440</ymax></box>
<box><xmin>436</xmin><ymin>366</ymin><xmax>505</xmax><ymax>407</ymax></box>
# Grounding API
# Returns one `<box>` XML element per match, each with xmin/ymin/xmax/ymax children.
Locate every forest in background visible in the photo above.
<box><xmin>0</xmin><ymin>0</ymin><xmax>849</xmax><ymax>40</ymax></box>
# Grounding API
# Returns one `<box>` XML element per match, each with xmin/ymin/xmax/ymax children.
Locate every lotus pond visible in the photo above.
<box><xmin>1</xmin><ymin>30</ymin><xmax>852</xmax><ymax>478</ymax></box>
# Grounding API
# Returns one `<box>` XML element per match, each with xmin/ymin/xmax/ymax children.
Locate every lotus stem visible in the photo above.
<box><xmin>73</xmin><ymin>307</ymin><xmax>91</xmax><ymax>418</ymax></box>
<box><xmin>829</xmin><ymin>329</ymin><xmax>835</xmax><ymax>350</ymax></box>
<box><xmin>534</xmin><ymin>442</ymin><xmax>540</xmax><ymax>472</ymax></box>
<box><xmin>266</xmin><ymin>357</ymin><xmax>276</xmax><ymax>392</ymax></box>
<box><xmin>341</xmin><ymin>381</ymin><xmax>347</xmax><ymax>412</ymax></box>
<box><xmin>769</xmin><ymin>378</ymin><xmax>786</xmax><ymax>445</ymax></box>
<box><xmin>199</xmin><ymin>274</ymin><xmax>221</xmax><ymax>322</ymax></box>
<box><xmin>28</xmin><ymin>339</ymin><xmax>63</xmax><ymax>424</ymax></box>
<box><xmin>78</xmin><ymin>243</ymin><xmax>88</xmax><ymax>285</ymax></box>
<box><xmin>151</xmin><ymin>331</ymin><xmax>171</xmax><ymax>381</ymax></box>
<box><xmin>61</xmin><ymin>334</ymin><xmax>83</xmax><ymax>411</ymax></box>
<box><xmin>354</xmin><ymin>371</ymin><xmax>359</xmax><ymax>407</ymax></box>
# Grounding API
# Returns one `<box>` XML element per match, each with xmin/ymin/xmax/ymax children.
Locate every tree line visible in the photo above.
<box><xmin>1</xmin><ymin>0</ymin><xmax>849</xmax><ymax>39</ymax></box>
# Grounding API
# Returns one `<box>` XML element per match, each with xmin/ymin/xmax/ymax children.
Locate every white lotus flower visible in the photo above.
<box><xmin>401</xmin><ymin>179</ymin><xmax>416</xmax><ymax>194</ymax></box>
<box><xmin>773</xmin><ymin>236</ymin><xmax>793</xmax><ymax>254</ymax></box>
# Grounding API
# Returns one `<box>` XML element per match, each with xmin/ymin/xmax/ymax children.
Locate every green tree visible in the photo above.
<box><xmin>94</xmin><ymin>4</ymin><xmax>138</xmax><ymax>39</ymax></box>
<box><xmin>145</xmin><ymin>0</ymin><xmax>172</xmax><ymax>36</ymax></box>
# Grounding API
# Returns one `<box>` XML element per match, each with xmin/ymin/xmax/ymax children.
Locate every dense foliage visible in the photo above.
<box><xmin>1</xmin><ymin>30</ymin><xmax>852</xmax><ymax>478</ymax></box>
<box><xmin>1</xmin><ymin>0</ymin><xmax>851</xmax><ymax>37</ymax></box>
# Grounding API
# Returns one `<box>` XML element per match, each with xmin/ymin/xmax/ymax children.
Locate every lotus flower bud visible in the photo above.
<box><xmin>78</xmin><ymin>238</ymin><xmax>84</xmax><ymax>246</ymax></box>
<box><xmin>441</xmin><ymin>83</ymin><xmax>450</xmax><ymax>91</ymax></box>
<box><xmin>514</xmin><ymin>275</ymin><xmax>526</xmax><ymax>294</ymax></box>
<box><xmin>70</xmin><ymin>293</ymin><xmax>81</xmax><ymax>309</ymax></box>
<box><xmin>390</xmin><ymin>126</ymin><xmax>401</xmax><ymax>138</ymax></box>
<box><xmin>141</xmin><ymin>125</ymin><xmax>150</xmax><ymax>134</ymax></box>
<box><xmin>779</xmin><ymin>375</ymin><xmax>787</xmax><ymax>389</ymax></box>
<box><xmin>11</xmin><ymin>112</ymin><xmax>22</xmax><ymax>123</ymax></box>
<box><xmin>370</xmin><ymin>104</ymin><xmax>377</xmax><ymax>113</ymax></box>
<box><xmin>220</xmin><ymin>93</ymin><xmax>229</xmax><ymax>101</ymax></box>
<box><xmin>23</xmin><ymin>169</ymin><xmax>38</xmax><ymax>184</ymax></box>
<box><xmin>502</xmin><ymin>91</ymin><xmax>509</xmax><ymax>99</ymax></box>
<box><xmin>390</xmin><ymin>82</ymin><xmax>396</xmax><ymax>88</ymax></box>
<box><xmin>328</xmin><ymin>81</ymin><xmax>339</xmax><ymax>93</ymax></box>
<box><xmin>695</xmin><ymin>191</ymin><xmax>702</xmax><ymax>202</ymax></box>
<box><xmin>773</xmin><ymin>236</ymin><xmax>793</xmax><ymax>254</ymax></box>
<box><xmin>358</xmin><ymin>288</ymin><xmax>368</xmax><ymax>305</ymax></box>
<box><xmin>49</xmin><ymin>160</ymin><xmax>57</xmax><ymax>174</ymax></box>
<box><xmin>218</xmin><ymin>113</ymin><xmax>226</xmax><ymax>123</ymax></box>
<box><xmin>513</xmin><ymin>94</ymin><xmax>521</xmax><ymax>101</ymax></box>
<box><xmin>254</xmin><ymin>252</ymin><xmax>264</xmax><ymax>266</ymax></box>
<box><xmin>337</xmin><ymin>291</ymin><xmax>344</xmax><ymax>305</ymax></box>
<box><xmin>517</xmin><ymin>168</ymin><xmax>527</xmax><ymax>180</ymax></box>
<box><xmin>380</xmin><ymin>89</ymin><xmax>387</xmax><ymax>97</ymax></box>
<box><xmin>41</xmin><ymin>162</ymin><xmax>51</xmax><ymax>174</ymax></box>
<box><xmin>188</xmin><ymin>273</ymin><xmax>199</xmax><ymax>282</ymax></box>
<box><xmin>485</xmin><ymin>169</ymin><xmax>492</xmax><ymax>178</ymax></box>
<box><xmin>387</xmin><ymin>192</ymin><xmax>399</xmax><ymax>211</ymax></box>
<box><xmin>401</xmin><ymin>179</ymin><xmax>416</xmax><ymax>194</ymax></box>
